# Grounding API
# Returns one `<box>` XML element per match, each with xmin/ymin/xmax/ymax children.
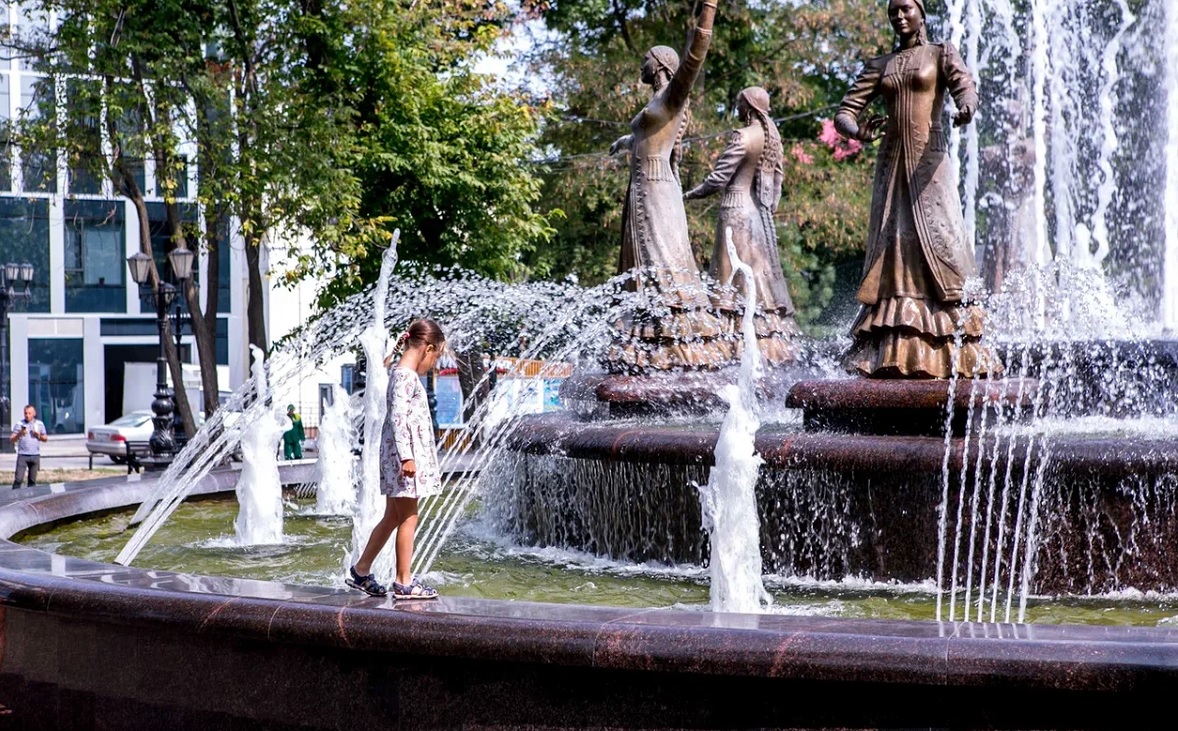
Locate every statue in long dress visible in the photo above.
<box><xmin>605</xmin><ymin>0</ymin><xmax>730</xmax><ymax>374</ymax></box>
<box><xmin>834</xmin><ymin>0</ymin><xmax>1002</xmax><ymax>378</ymax></box>
<box><xmin>685</xmin><ymin>86</ymin><xmax>798</xmax><ymax>365</ymax></box>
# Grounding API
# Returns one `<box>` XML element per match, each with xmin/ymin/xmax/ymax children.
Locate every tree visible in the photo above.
<box><xmin>284</xmin><ymin>0</ymin><xmax>555</xmax><ymax>309</ymax></box>
<box><xmin>19</xmin><ymin>0</ymin><xmax>216</xmax><ymax>434</ymax></box>
<box><xmin>19</xmin><ymin>0</ymin><xmax>375</xmax><ymax>427</ymax></box>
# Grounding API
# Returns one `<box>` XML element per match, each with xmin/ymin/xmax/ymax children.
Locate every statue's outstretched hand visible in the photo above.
<box><xmin>858</xmin><ymin>115</ymin><xmax>887</xmax><ymax>142</ymax></box>
<box><xmin>953</xmin><ymin>104</ymin><xmax>976</xmax><ymax>128</ymax></box>
<box><xmin>609</xmin><ymin>135</ymin><xmax>633</xmax><ymax>156</ymax></box>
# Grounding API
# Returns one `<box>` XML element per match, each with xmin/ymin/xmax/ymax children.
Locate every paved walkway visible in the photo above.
<box><xmin>0</xmin><ymin>434</ymin><xmax>483</xmax><ymax>476</ymax></box>
<box><xmin>0</xmin><ymin>434</ymin><xmax>99</xmax><ymax>472</ymax></box>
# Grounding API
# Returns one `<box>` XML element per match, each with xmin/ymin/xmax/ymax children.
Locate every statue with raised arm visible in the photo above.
<box><xmin>835</xmin><ymin>0</ymin><xmax>1002</xmax><ymax>378</ymax></box>
<box><xmin>606</xmin><ymin>0</ymin><xmax>730</xmax><ymax>373</ymax></box>
<box><xmin>685</xmin><ymin>86</ymin><xmax>798</xmax><ymax>365</ymax></box>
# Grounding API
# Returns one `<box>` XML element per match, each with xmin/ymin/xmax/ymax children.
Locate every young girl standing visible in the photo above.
<box><xmin>347</xmin><ymin>318</ymin><xmax>445</xmax><ymax>599</ymax></box>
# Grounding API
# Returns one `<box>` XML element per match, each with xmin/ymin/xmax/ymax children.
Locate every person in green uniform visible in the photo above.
<box><xmin>283</xmin><ymin>404</ymin><xmax>305</xmax><ymax>460</ymax></box>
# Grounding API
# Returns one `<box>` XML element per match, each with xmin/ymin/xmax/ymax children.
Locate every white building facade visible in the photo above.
<box><xmin>0</xmin><ymin>4</ymin><xmax>254</xmax><ymax>433</ymax></box>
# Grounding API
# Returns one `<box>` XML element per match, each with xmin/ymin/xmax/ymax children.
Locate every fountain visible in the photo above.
<box><xmin>231</xmin><ymin>345</ymin><xmax>290</xmax><ymax>546</ymax></box>
<box><xmin>312</xmin><ymin>384</ymin><xmax>358</xmax><ymax>516</ymax></box>
<box><xmin>0</xmin><ymin>1</ymin><xmax>1178</xmax><ymax>728</ymax></box>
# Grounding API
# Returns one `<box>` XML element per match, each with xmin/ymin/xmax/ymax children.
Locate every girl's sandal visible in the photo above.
<box><xmin>346</xmin><ymin>566</ymin><xmax>387</xmax><ymax>597</ymax></box>
<box><xmin>393</xmin><ymin>578</ymin><xmax>438</xmax><ymax>600</ymax></box>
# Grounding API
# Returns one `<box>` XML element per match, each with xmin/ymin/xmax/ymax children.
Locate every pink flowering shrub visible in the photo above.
<box><xmin>791</xmin><ymin>144</ymin><xmax>814</xmax><ymax>165</ymax></box>
<box><xmin>818</xmin><ymin>118</ymin><xmax>863</xmax><ymax>161</ymax></box>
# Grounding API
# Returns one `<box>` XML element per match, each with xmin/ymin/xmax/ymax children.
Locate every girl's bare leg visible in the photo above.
<box><xmin>393</xmin><ymin>497</ymin><xmax>419</xmax><ymax>586</ymax></box>
<box><xmin>354</xmin><ymin>498</ymin><xmax>401</xmax><ymax>576</ymax></box>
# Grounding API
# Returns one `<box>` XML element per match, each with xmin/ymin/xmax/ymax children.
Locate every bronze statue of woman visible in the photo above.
<box><xmin>606</xmin><ymin>0</ymin><xmax>730</xmax><ymax>373</ymax></box>
<box><xmin>835</xmin><ymin>0</ymin><xmax>1002</xmax><ymax>378</ymax></box>
<box><xmin>685</xmin><ymin>86</ymin><xmax>798</xmax><ymax>365</ymax></box>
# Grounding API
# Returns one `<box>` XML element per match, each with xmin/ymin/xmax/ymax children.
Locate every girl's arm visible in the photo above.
<box><xmin>663</xmin><ymin>1</ymin><xmax>719</xmax><ymax>113</ymax></box>
<box><xmin>389</xmin><ymin>370</ymin><xmax>416</xmax><ymax>461</ymax></box>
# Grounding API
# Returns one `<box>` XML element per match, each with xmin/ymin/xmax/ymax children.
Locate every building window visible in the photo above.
<box><xmin>0</xmin><ymin>73</ymin><xmax>10</xmax><ymax>191</ymax></box>
<box><xmin>64</xmin><ymin>78</ymin><xmax>103</xmax><ymax>195</ymax></box>
<box><xmin>0</xmin><ymin>197</ymin><xmax>49</xmax><ymax>312</ymax></box>
<box><xmin>155</xmin><ymin>154</ymin><xmax>189</xmax><ymax>200</ymax></box>
<box><xmin>64</xmin><ymin>200</ymin><xmax>125</xmax><ymax>313</ymax></box>
<box><xmin>28</xmin><ymin>338</ymin><xmax>84</xmax><ymax>434</ymax></box>
<box><xmin>145</xmin><ymin>201</ymin><xmax>199</xmax><ymax>314</ymax></box>
<box><xmin>19</xmin><ymin>74</ymin><xmax>55</xmax><ymax>193</ymax></box>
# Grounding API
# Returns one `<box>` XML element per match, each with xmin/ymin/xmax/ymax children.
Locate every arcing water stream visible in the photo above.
<box><xmin>114</xmin><ymin>233</ymin><xmax>636</xmax><ymax>570</ymax></box>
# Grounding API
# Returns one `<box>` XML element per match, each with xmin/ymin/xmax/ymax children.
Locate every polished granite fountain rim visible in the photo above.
<box><xmin>508</xmin><ymin>412</ymin><xmax>1178</xmax><ymax>476</ymax></box>
<box><xmin>0</xmin><ymin>468</ymin><xmax>1177</xmax><ymax>692</ymax></box>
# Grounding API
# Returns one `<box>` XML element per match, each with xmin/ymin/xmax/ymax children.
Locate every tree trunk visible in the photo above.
<box><xmin>455</xmin><ymin>349</ymin><xmax>488</xmax><ymax>446</ymax></box>
<box><xmin>244</xmin><ymin>223</ymin><xmax>268</xmax><ymax>361</ymax></box>
<box><xmin>105</xmin><ymin>71</ymin><xmax>195</xmax><ymax>434</ymax></box>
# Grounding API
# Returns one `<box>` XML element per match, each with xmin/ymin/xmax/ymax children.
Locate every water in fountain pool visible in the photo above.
<box><xmin>19</xmin><ymin>493</ymin><xmax>1178</xmax><ymax>625</ymax></box>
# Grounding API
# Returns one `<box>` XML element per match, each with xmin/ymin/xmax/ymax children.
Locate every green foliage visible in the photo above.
<box><xmin>305</xmin><ymin>0</ymin><xmax>554</xmax><ymax>308</ymax></box>
<box><xmin>19</xmin><ymin>0</ymin><xmax>552</xmax><ymax>314</ymax></box>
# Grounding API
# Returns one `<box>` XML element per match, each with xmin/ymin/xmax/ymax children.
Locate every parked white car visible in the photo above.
<box><xmin>86</xmin><ymin>411</ymin><xmax>154</xmax><ymax>464</ymax></box>
<box><xmin>86</xmin><ymin>410</ymin><xmax>212</xmax><ymax>464</ymax></box>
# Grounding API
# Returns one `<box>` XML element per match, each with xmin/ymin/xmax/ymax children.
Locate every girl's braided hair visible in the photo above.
<box><xmin>385</xmin><ymin>318</ymin><xmax>445</xmax><ymax>366</ymax></box>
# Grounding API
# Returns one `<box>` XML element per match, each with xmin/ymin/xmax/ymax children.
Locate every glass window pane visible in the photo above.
<box><xmin>64</xmin><ymin>200</ymin><xmax>125</xmax><ymax>312</ymax></box>
<box><xmin>0</xmin><ymin>198</ymin><xmax>49</xmax><ymax>312</ymax></box>
<box><xmin>65</xmin><ymin>78</ymin><xmax>102</xmax><ymax>195</ymax></box>
<box><xmin>28</xmin><ymin>338</ymin><xmax>84</xmax><ymax>434</ymax></box>
<box><xmin>83</xmin><ymin>228</ymin><xmax>122</xmax><ymax>284</ymax></box>
<box><xmin>19</xmin><ymin>74</ymin><xmax>49</xmax><ymax>120</ymax></box>
<box><xmin>158</xmin><ymin>155</ymin><xmax>189</xmax><ymax>199</ymax></box>
<box><xmin>0</xmin><ymin>141</ymin><xmax>10</xmax><ymax>193</ymax></box>
<box><xmin>21</xmin><ymin>147</ymin><xmax>54</xmax><ymax>192</ymax></box>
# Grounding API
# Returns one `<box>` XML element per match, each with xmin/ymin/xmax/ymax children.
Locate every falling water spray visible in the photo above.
<box><xmin>1165</xmin><ymin>0</ymin><xmax>1178</xmax><ymax>333</ymax></box>
<box><xmin>314</xmin><ymin>385</ymin><xmax>358</xmax><ymax>515</ymax></box>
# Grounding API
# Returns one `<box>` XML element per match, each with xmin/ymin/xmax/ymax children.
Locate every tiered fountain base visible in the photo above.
<box><xmin>785</xmin><ymin>377</ymin><xmax>1039</xmax><ymax>436</ymax></box>
<box><xmin>500</xmin><ymin>368</ymin><xmax>1178</xmax><ymax>596</ymax></box>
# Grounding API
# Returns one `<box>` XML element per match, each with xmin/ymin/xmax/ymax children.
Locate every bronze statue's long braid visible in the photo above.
<box><xmin>752</xmin><ymin>107</ymin><xmax>783</xmax><ymax>212</ymax></box>
<box><xmin>670</xmin><ymin>100</ymin><xmax>691</xmax><ymax>185</ymax></box>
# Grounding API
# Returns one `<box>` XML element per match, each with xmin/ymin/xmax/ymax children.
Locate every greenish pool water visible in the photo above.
<box><xmin>18</xmin><ymin>496</ymin><xmax>1178</xmax><ymax>626</ymax></box>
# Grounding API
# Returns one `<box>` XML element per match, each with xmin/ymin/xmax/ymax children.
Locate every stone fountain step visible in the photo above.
<box><xmin>560</xmin><ymin>367</ymin><xmax>808</xmax><ymax>418</ymax></box>
<box><xmin>786</xmin><ymin>377</ymin><xmax>1040</xmax><ymax>437</ymax></box>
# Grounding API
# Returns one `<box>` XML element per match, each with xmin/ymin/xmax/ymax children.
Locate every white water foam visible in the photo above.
<box><xmin>696</xmin><ymin>229</ymin><xmax>771</xmax><ymax>614</ymax></box>
<box><xmin>233</xmin><ymin>345</ymin><xmax>289</xmax><ymax>545</ymax></box>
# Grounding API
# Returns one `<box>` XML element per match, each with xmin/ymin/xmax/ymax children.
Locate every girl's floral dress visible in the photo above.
<box><xmin>379</xmin><ymin>366</ymin><xmax>441</xmax><ymax>498</ymax></box>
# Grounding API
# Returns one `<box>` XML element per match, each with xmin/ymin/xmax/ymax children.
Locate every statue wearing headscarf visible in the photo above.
<box><xmin>606</xmin><ymin>1</ymin><xmax>730</xmax><ymax>373</ymax></box>
<box><xmin>834</xmin><ymin>0</ymin><xmax>1002</xmax><ymax>378</ymax></box>
<box><xmin>685</xmin><ymin>86</ymin><xmax>798</xmax><ymax>364</ymax></box>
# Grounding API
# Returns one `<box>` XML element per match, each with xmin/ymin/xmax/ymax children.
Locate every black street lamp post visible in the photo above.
<box><xmin>0</xmin><ymin>262</ymin><xmax>35</xmax><ymax>455</ymax></box>
<box><xmin>127</xmin><ymin>247</ymin><xmax>195</xmax><ymax>457</ymax></box>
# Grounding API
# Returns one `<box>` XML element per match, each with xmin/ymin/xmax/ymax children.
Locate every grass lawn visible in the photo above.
<box><xmin>33</xmin><ymin>468</ymin><xmax>127</xmax><ymax>483</ymax></box>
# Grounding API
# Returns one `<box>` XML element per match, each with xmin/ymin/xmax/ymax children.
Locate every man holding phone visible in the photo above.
<box><xmin>11</xmin><ymin>404</ymin><xmax>48</xmax><ymax>489</ymax></box>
